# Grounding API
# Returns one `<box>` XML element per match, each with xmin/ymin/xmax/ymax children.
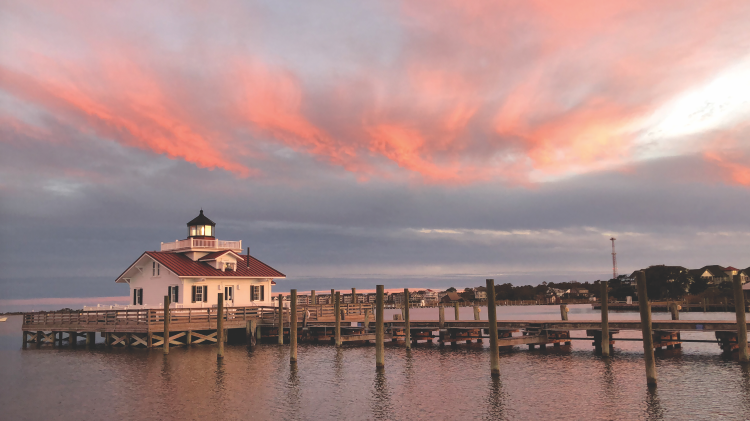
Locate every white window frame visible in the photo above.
<box><xmin>168</xmin><ymin>285</ymin><xmax>179</xmax><ymax>303</ymax></box>
<box><xmin>152</xmin><ymin>262</ymin><xmax>160</xmax><ymax>277</ymax></box>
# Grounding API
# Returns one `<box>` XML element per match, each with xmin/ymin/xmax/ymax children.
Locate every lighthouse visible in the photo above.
<box><xmin>115</xmin><ymin>210</ymin><xmax>285</xmax><ymax>308</ymax></box>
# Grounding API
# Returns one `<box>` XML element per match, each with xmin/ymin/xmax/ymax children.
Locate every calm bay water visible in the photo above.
<box><xmin>1</xmin><ymin>304</ymin><xmax>749</xmax><ymax>420</ymax></box>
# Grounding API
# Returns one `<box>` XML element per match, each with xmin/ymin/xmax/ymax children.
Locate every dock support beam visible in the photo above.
<box><xmin>438</xmin><ymin>306</ymin><xmax>445</xmax><ymax>329</ymax></box>
<box><xmin>733</xmin><ymin>274</ymin><xmax>749</xmax><ymax>362</ymax></box>
<box><xmin>217</xmin><ymin>293</ymin><xmax>224</xmax><ymax>360</ymax></box>
<box><xmin>291</xmin><ymin>289</ymin><xmax>298</xmax><ymax>363</ymax></box>
<box><xmin>86</xmin><ymin>332</ymin><xmax>94</xmax><ymax>347</ymax></box>
<box><xmin>334</xmin><ymin>292</ymin><xmax>341</xmax><ymax>346</ymax></box>
<box><xmin>636</xmin><ymin>271</ymin><xmax>657</xmax><ymax>386</ymax></box>
<box><xmin>375</xmin><ymin>285</ymin><xmax>385</xmax><ymax>369</ymax></box>
<box><xmin>601</xmin><ymin>281</ymin><xmax>610</xmax><ymax>357</ymax></box>
<box><xmin>487</xmin><ymin>279</ymin><xmax>500</xmax><ymax>377</ymax></box>
<box><xmin>68</xmin><ymin>331</ymin><xmax>76</xmax><ymax>347</ymax></box>
<box><xmin>163</xmin><ymin>296</ymin><xmax>170</xmax><ymax>355</ymax></box>
<box><xmin>278</xmin><ymin>294</ymin><xmax>284</xmax><ymax>345</ymax></box>
<box><xmin>670</xmin><ymin>303</ymin><xmax>680</xmax><ymax>320</ymax></box>
<box><xmin>560</xmin><ymin>304</ymin><xmax>568</xmax><ymax>321</ymax></box>
<box><xmin>454</xmin><ymin>303</ymin><xmax>460</xmax><ymax>320</ymax></box>
<box><xmin>404</xmin><ymin>289</ymin><xmax>411</xmax><ymax>349</ymax></box>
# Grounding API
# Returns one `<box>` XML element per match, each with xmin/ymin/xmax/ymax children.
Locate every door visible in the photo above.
<box><xmin>224</xmin><ymin>286</ymin><xmax>234</xmax><ymax>305</ymax></box>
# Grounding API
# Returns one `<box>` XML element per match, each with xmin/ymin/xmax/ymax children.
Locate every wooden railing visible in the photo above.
<box><xmin>160</xmin><ymin>238</ymin><xmax>241</xmax><ymax>251</ymax></box>
<box><xmin>21</xmin><ymin>303</ymin><xmax>374</xmax><ymax>329</ymax></box>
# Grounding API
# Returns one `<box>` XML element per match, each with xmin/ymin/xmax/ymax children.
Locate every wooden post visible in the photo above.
<box><xmin>364</xmin><ymin>309</ymin><xmax>370</xmax><ymax>330</ymax></box>
<box><xmin>86</xmin><ymin>332</ymin><xmax>94</xmax><ymax>347</ymax></box>
<box><xmin>105</xmin><ymin>332</ymin><xmax>112</xmax><ymax>347</ymax></box>
<box><xmin>352</xmin><ymin>287</ymin><xmax>357</xmax><ymax>304</ymax></box>
<box><xmin>438</xmin><ymin>306</ymin><xmax>445</xmax><ymax>329</ymax></box>
<box><xmin>68</xmin><ymin>331</ymin><xmax>76</xmax><ymax>347</ymax></box>
<box><xmin>278</xmin><ymin>294</ymin><xmax>284</xmax><ymax>345</ymax></box>
<box><xmin>636</xmin><ymin>271</ymin><xmax>657</xmax><ymax>386</ymax></box>
<box><xmin>331</xmin><ymin>289</ymin><xmax>335</xmax><ymax>305</ymax></box>
<box><xmin>375</xmin><ymin>285</ymin><xmax>385</xmax><ymax>369</ymax></box>
<box><xmin>311</xmin><ymin>290</ymin><xmax>316</xmax><ymax>305</ymax></box>
<box><xmin>601</xmin><ymin>281</ymin><xmax>610</xmax><ymax>357</ymax></box>
<box><xmin>291</xmin><ymin>289</ymin><xmax>298</xmax><ymax>363</ymax></box>
<box><xmin>217</xmin><ymin>293</ymin><xmax>224</xmax><ymax>360</ymax></box>
<box><xmin>454</xmin><ymin>302</ymin><xmax>460</xmax><ymax>320</ymax></box>
<box><xmin>733</xmin><ymin>274</ymin><xmax>749</xmax><ymax>362</ymax></box>
<box><xmin>404</xmin><ymin>289</ymin><xmax>411</xmax><ymax>349</ymax></box>
<box><xmin>560</xmin><ymin>304</ymin><xmax>569</xmax><ymax>321</ymax></box>
<box><xmin>473</xmin><ymin>306</ymin><xmax>480</xmax><ymax>320</ymax></box>
<box><xmin>334</xmin><ymin>292</ymin><xmax>341</xmax><ymax>347</ymax></box>
<box><xmin>147</xmin><ymin>332</ymin><xmax>152</xmax><ymax>348</ymax></box>
<box><xmin>187</xmin><ymin>330</ymin><xmax>192</xmax><ymax>345</ymax></box>
<box><xmin>256</xmin><ymin>323</ymin><xmax>263</xmax><ymax>343</ymax></box>
<box><xmin>22</xmin><ymin>331</ymin><xmax>28</xmax><ymax>348</ymax></box>
<box><xmin>163</xmin><ymin>295</ymin><xmax>170</xmax><ymax>355</ymax></box>
<box><xmin>703</xmin><ymin>297</ymin><xmax>708</xmax><ymax>312</ymax></box>
<box><xmin>248</xmin><ymin>320</ymin><xmax>257</xmax><ymax>347</ymax></box>
<box><xmin>670</xmin><ymin>303</ymin><xmax>680</xmax><ymax>320</ymax></box>
<box><xmin>486</xmin><ymin>279</ymin><xmax>500</xmax><ymax>377</ymax></box>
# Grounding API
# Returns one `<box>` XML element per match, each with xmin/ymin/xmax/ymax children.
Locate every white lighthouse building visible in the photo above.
<box><xmin>115</xmin><ymin>210</ymin><xmax>285</xmax><ymax>308</ymax></box>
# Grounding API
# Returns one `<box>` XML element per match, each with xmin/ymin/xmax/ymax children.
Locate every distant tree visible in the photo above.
<box><xmin>464</xmin><ymin>287</ymin><xmax>473</xmax><ymax>292</ymax></box>
<box><xmin>446</xmin><ymin>287</ymin><xmax>457</xmax><ymax>293</ymax></box>
<box><xmin>644</xmin><ymin>266</ymin><xmax>692</xmax><ymax>300</ymax></box>
<box><xmin>689</xmin><ymin>276</ymin><xmax>710</xmax><ymax>295</ymax></box>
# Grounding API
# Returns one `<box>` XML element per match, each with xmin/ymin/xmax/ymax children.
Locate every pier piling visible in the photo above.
<box><xmin>404</xmin><ymin>289</ymin><xmax>411</xmax><ymax>349</ymax></box>
<box><xmin>335</xmin><ymin>292</ymin><xmax>341</xmax><ymax>347</ymax></box>
<box><xmin>601</xmin><ymin>281</ymin><xmax>610</xmax><ymax>357</ymax></box>
<box><xmin>291</xmin><ymin>289</ymin><xmax>298</xmax><ymax>363</ymax></box>
<box><xmin>217</xmin><ymin>293</ymin><xmax>224</xmax><ymax>359</ymax></box>
<box><xmin>438</xmin><ymin>306</ymin><xmax>445</xmax><ymax>329</ymax></box>
<box><xmin>636</xmin><ymin>271</ymin><xmax>657</xmax><ymax>386</ymax></box>
<box><xmin>560</xmin><ymin>304</ymin><xmax>569</xmax><ymax>321</ymax></box>
<box><xmin>311</xmin><ymin>290</ymin><xmax>316</xmax><ymax>305</ymax></box>
<box><xmin>163</xmin><ymin>296</ymin><xmax>170</xmax><ymax>355</ymax></box>
<box><xmin>487</xmin><ymin>279</ymin><xmax>500</xmax><ymax>377</ymax></box>
<box><xmin>375</xmin><ymin>285</ymin><xmax>384</xmax><ymax>369</ymax></box>
<box><xmin>733</xmin><ymin>274</ymin><xmax>749</xmax><ymax>362</ymax></box>
<box><xmin>454</xmin><ymin>303</ymin><xmax>460</xmax><ymax>320</ymax></box>
<box><xmin>352</xmin><ymin>288</ymin><xmax>357</xmax><ymax>304</ymax></box>
<box><xmin>278</xmin><ymin>294</ymin><xmax>284</xmax><ymax>345</ymax></box>
<box><xmin>474</xmin><ymin>306</ymin><xmax>480</xmax><ymax>320</ymax></box>
<box><xmin>364</xmin><ymin>309</ymin><xmax>370</xmax><ymax>330</ymax></box>
<box><xmin>670</xmin><ymin>303</ymin><xmax>680</xmax><ymax>320</ymax></box>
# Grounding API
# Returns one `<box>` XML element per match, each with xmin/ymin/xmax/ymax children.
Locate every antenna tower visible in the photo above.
<box><xmin>610</xmin><ymin>237</ymin><xmax>618</xmax><ymax>280</ymax></box>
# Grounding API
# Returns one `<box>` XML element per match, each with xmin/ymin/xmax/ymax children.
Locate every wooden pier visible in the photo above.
<box><xmin>19</xmin><ymin>274</ymin><xmax>750</xmax><ymax>386</ymax></box>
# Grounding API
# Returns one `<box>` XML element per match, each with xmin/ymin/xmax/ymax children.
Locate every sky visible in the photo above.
<box><xmin>2</xmin><ymin>0</ymin><xmax>750</xmax><ymax>311</ymax></box>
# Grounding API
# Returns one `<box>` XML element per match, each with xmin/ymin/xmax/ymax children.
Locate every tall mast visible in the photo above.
<box><xmin>610</xmin><ymin>237</ymin><xmax>617</xmax><ymax>280</ymax></box>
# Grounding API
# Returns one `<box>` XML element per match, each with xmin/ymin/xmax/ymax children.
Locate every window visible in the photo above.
<box><xmin>152</xmin><ymin>262</ymin><xmax>160</xmax><ymax>276</ymax></box>
<box><xmin>251</xmin><ymin>285</ymin><xmax>265</xmax><ymax>301</ymax></box>
<box><xmin>193</xmin><ymin>285</ymin><xmax>207</xmax><ymax>303</ymax></box>
<box><xmin>225</xmin><ymin>262</ymin><xmax>233</xmax><ymax>271</ymax></box>
<box><xmin>190</xmin><ymin>226</ymin><xmax>197</xmax><ymax>236</ymax></box>
<box><xmin>205</xmin><ymin>226</ymin><xmax>212</xmax><ymax>236</ymax></box>
<box><xmin>225</xmin><ymin>286</ymin><xmax>233</xmax><ymax>301</ymax></box>
<box><xmin>168</xmin><ymin>286</ymin><xmax>179</xmax><ymax>303</ymax></box>
<box><xmin>133</xmin><ymin>288</ymin><xmax>143</xmax><ymax>305</ymax></box>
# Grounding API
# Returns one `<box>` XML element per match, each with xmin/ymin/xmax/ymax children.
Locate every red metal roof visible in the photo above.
<box><xmin>725</xmin><ymin>266</ymin><xmax>739</xmax><ymax>271</ymax></box>
<box><xmin>146</xmin><ymin>251</ymin><xmax>285</xmax><ymax>278</ymax></box>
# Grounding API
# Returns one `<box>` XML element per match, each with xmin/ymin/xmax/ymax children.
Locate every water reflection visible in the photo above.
<box><xmin>285</xmin><ymin>362</ymin><xmax>301</xmax><ymax>419</ymax></box>
<box><xmin>485</xmin><ymin>376</ymin><xmax>507</xmax><ymax>420</ymax></box>
<box><xmin>370</xmin><ymin>370</ymin><xmax>392</xmax><ymax>419</ymax></box>
<box><xmin>645</xmin><ymin>385</ymin><xmax>664</xmax><ymax>420</ymax></box>
<box><xmin>741</xmin><ymin>363</ymin><xmax>750</xmax><ymax>414</ymax></box>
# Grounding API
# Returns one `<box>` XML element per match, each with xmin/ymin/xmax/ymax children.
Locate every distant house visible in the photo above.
<box><xmin>568</xmin><ymin>288</ymin><xmax>589</xmax><ymax>298</ymax></box>
<box><xmin>441</xmin><ymin>292</ymin><xmax>466</xmax><ymax>304</ymax></box>
<box><xmin>422</xmin><ymin>289</ymin><xmax>439</xmax><ymax>304</ymax></box>
<box><xmin>473</xmin><ymin>286</ymin><xmax>488</xmax><ymax>301</ymax></box>
<box><xmin>690</xmin><ymin>265</ymin><xmax>731</xmax><ymax>285</ymax></box>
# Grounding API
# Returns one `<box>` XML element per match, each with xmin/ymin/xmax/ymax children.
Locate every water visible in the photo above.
<box><xmin>2</xmin><ymin>305</ymin><xmax>749</xmax><ymax>420</ymax></box>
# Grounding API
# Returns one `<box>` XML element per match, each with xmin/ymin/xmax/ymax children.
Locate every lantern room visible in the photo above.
<box><xmin>187</xmin><ymin>209</ymin><xmax>216</xmax><ymax>239</ymax></box>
